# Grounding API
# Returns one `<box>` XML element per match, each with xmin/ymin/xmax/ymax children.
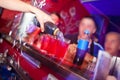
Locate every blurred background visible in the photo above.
<box><xmin>0</xmin><ymin>0</ymin><xmax>120</xmax><ymax>45</ymax></box>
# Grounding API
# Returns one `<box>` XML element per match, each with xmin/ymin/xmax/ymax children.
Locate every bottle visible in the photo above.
<box><xmin>73</xmin><ymin>30</ymin><xmax>90</xmax><ymax>65</ymax></box>
<box><xmin>42</xmin><ymin>21</ymin><xmax>65</xmax><ymax>42</ymax></box>
<box><xmin>44</xmin><ymin>21</ymin><xmax>60</xmax><ymax>35</ymax></box>
<box><xmin>18</xmin><ymin>13</ymin><xmax>65</xmax><ymax>42</ymax></box>
<box><xmin>33</xmin><ymin>15</ymin><xmax>60</xmax><ymax>36</ymax></box>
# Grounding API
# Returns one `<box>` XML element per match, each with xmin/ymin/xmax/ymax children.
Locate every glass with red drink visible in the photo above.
<box><xmin>40</xmin><ymin>34</ymin><xmax>51</xmax><ymax>51</ymax></box>
<box><xmin>56</xmin><ymin>39</ymin><xmax>69</xmax><ymax>60</ymax></box>
<box><xmin>47</xmin><ymin>36</ymin><xmax>58</xmax><ymax>57</ymax></box>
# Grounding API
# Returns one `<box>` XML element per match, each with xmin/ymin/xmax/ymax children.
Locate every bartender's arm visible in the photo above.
<box><xmin>0</xmin><ymin>0</ymin><xmax>54</xmax><ymax>32</ymax></box>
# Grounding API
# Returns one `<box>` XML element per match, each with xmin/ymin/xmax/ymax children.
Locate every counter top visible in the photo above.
<box><xmin>2</xmin><ymin>34</ymin><xmax>92</xmax><ymax>80</ymax></box>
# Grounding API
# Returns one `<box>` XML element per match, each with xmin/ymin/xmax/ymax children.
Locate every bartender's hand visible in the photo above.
<box><xmin>0</xmin><ymin>0</ymin><xmax>54</xmax><ymax>32</ymax></box>
<box><xmin>35</xmin><ymin>10</ymin><xmax>54</xmax><ymax>32</ymax></box>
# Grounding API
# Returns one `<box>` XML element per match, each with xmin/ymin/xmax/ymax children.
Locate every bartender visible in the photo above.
<box><xmin>0</xmin><ymin>0</ymin><xmax>54</xmax><ymax>32</ymax></box>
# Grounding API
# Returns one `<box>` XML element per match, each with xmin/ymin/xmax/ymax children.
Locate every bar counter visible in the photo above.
<box><xmin>0</xmin><ymin>33</ymin><xmax>93</xmax><ymax>80</ymax></box>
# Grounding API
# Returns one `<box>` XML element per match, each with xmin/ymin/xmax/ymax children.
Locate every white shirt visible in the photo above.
<box><xmin>109</xmin><ymin>56</ymin><xmax>120</xmax><ymax>80</ymax></box>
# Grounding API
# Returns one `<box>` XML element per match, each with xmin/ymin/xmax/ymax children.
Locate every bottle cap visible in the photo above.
<box><xmin>53</xmin><ymin>28</ymin><xmax>60</xmax><ymax>35</ymax></box>
<box><xmin>84</xmin><ymin>30</ymin><xmax>90</xmax><ymax>35</ymax></box>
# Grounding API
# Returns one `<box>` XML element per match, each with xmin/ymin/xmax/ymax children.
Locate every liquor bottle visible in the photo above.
<box><xmin>34</xmin><ymin>17</ymin><xmax>65</xmax><ymax>41</ymax></box>
<box><xmin>43</xmin><ymin>21</ymin><xmax>65</xmax><ymax>41</ymax></box>
<box><xmin>73</xmin><ymin>30</ymin><xmax>90</xmax><ymax>65</ymax></box>
<box><xmin>31</xmin><ymin>14</ymin><xmax>60</xmax><ymax>36</ymax></box>
<box><xmin>44</xmin><ymin>21</ymin><xmax>60</xmax><ymax>35</ymax></box>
